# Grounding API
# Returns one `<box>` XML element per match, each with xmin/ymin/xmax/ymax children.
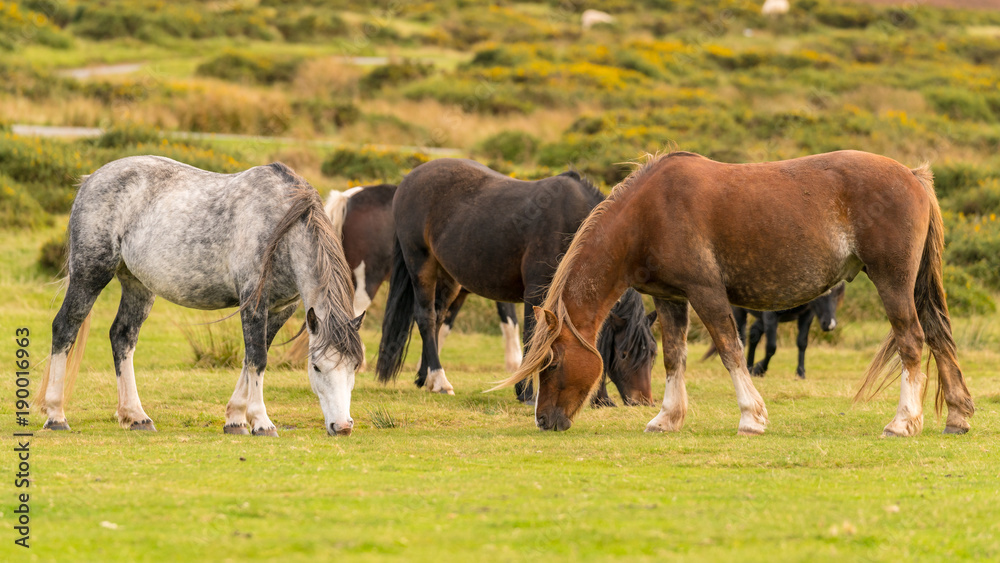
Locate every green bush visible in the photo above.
<box><xmin>476</xmin><ymin>130</ymin><xmax>540</xmax><ymax>164</ymax></box>
<box><xmin>275</xmin><ymin>12</ymin><xmax>347</xmax><ymax>42</ymax></box>
<box><xmin>924</xmin><ymin>87</ymin><xmax>995</xmax><ymax>122</ymax></box>
<box><xmin>814</xmin><ymin>3</ymin><xmax>877</xmax><ymax>29</ymax></box>
<box><xmin>933</xmin><ymin>162</ymin><xmax>994</xmax><ymax>198</ymax></box>
<box><xmin>360</xmin><ymin>60</ymin><xmax>435</xmax><ymax>92</ymax></box>
<box><xmin>293</xmin><ymin>99</ymin><xmax>362</xmax><ymax>132</ymax></box>
<box><xmin>94</xmin><ymin>123</ymin><xmax>162</xmax><ymax>148</ymax></box>
<box><xmin>944</xmin><ymin>212</ymin><xmax>1000</xmax><ymax>291</ymax></box>
<box><xmin>0</xmin><ymin>173</ymin><xmax>50</xmax><ymax>229</ymax></box>
<box><xmin>321</xmin><ymin>147</ymin><xmax>429</xmax><ymax>182</ymax></box>
<box><xmin>196</xmin><ymin>51</ymin><xmax>303</xmax><ymax>85</ymax></box>
<box><xmin>943</xmin><ymin>178</ymin><xmax>1000</xmax><ymax>216</ymax></box>
<box><xmin>404</xmin><ymin>77</ymin><xmax>534</xmax><ymax>115</ymax></box>
<box><xmin>37</xmin><ymin>231</ymin><xmax>67</xmax><ymax>275</ymax></box>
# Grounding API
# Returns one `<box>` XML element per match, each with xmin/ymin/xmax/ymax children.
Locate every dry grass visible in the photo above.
<box><xmin>358</xmin><ymin>97</ymin><xmax>583</xmax><ymax>149</ymax></box>
<box><xmin>291</xmin><ymin>57</ymin><xmax>365</xmax><ymax>99</ymax></box>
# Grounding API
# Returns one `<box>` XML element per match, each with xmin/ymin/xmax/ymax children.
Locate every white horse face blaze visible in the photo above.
<box><xmin>309</xmin><ymin>352</ymin><xmax>356</xmax><ymax>436</ymax></box>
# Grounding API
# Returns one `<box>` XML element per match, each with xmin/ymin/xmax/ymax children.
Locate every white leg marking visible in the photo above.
<box><xmin>646</xmin><ymin>366</ymin><xmax>688</xmax><ymax>433</ymax></box>
<box><xmin>352</xmin><ymin>261</ymin><xmax>371</xmax><ymax>318</ymax></box>
<box><xmin>732</xmin><ymin>368</ymin><xmax>768</xmax><ymax>435</ymax></box>
<box><xmin>425</xmin><ymin>368</ymin><xmax>455</xmax><ymax>395</ymax></box>
<box><xmin>225</xmin><ymin>368</ymin><xmax>251</xmax><ymax>431</ymax></box>
<box><xmin>44</xmin><ymin>352</ymin><xmax>69</xmax><ymax>424</ymax></box>
<box><xmin>115</xmin><ymin>348</ymin><xmax>152</xmax><ymax>428</ymax></box>
<box><xmin>245</xmin><ymin>370</ymin><xmax>277</xmax><ymax>435</ymax></box>
<box><xmin>500</xmin><ymin>320</ymin><xmax>523</xmax><ymax>373</ymax></box>
<box><xmin>883</xmin><ymin>368</ymin><xmax>926</xmax><ymax>437</ymax></box>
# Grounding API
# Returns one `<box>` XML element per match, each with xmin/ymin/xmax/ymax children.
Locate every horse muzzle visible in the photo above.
<box><xmin>328</xmin><ymin>419</ymin><xmax>354</xmax><ymax>436</ymax></box>
<box><xmin>536</xmin><ymin>409</ymin><xmax>572</xmax><ymax>431</ymax></box>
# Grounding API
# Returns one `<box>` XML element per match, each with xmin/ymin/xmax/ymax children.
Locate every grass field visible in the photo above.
<box><xmin>3</xmin><ymin>209</ymin><xmax>999</xmax><ymax>562</ymax></box>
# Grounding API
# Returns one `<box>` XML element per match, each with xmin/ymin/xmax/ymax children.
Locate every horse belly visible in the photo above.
<box><xmin>721</xmin><ymin>237</ymin><xmax>857</xmax><ymax>311</ymax></box>
<box><xmin>121</xmin><ymin>244</ymin><xmax>240</xmax><ymax>310</ymax></box>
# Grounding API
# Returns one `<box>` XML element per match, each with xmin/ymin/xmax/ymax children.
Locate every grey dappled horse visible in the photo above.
<box><xmin>36</xmin><ymin>156</ymin><xmax>364</xmax><ymax>437</ymax></box>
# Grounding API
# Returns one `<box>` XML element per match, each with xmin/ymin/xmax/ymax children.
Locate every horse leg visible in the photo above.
<box><xmin>747</xmin><ymin>316</ymin><xmax>764</xmax><ymax>375</ymax></box>
<box><xmin>752</xmin><ymin>312</ymin><xmax>779</xmax><ymax>377</ymax></box>
<box><xmin>412</xmin><ymin>266</ymin><xmax>455</xmax><ymax>394</ymax></box>
<box><xmin>497</xmin><ymin>302</ymin><xmax>523</xmax><ymax>373</ymax></box>
<box><xmin>225</xmin><ymin>301</ymin><xmax>278</xmax><ymax>436</ymax></box>
<box><xmin>646</xmin><ymin>299</ymin><xmax>689</xmax><ymax>432</ymax></box>
<box><xmin>795</xmin><ymin>311</ymin><xmax>813</xmax><ymax>379</ymax></box>
<box><xmin>733</xmin><ymin>307</ymin><xmax>748</xmax><ymax>346</ymax></box>
<box><xmin>689</xmin><ymin>288</ymin><xmax>768</xmax><ymax>435</ymax></box>
<box><xmin>872</xmin><ymin>281</ymin><xmax>927</xmax><ymax>438</ymax></box>
<box><xmin>417</xmin><ymin>289</ymin><xmax>466</xmax><ymax>372</ymax></box>
<box><xmin>43</xmin><ymin>267</ymin><xmax>115</xmax><ymax>430</ymax></box>
<box><xmin>110</xmin><ymin>272</ymin><xmax>156</xmax><ymax>431</ymax></box>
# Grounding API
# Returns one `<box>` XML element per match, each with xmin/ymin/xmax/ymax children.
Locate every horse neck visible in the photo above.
<box><xmin>558</xmin><ymin>219</ymin><xmax>631</xmax><ymax>341</ymax></box>
<box><xmin>286</xmin><ymin>225</ymin><xmax>336</xmax><ymax>316</ymax></box>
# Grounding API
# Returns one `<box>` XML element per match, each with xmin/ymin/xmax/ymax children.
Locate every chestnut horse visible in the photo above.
<box><xmin>503</xmin><ymin>150</ymin><xmax>974</xmax><ymax>437</ymax></box>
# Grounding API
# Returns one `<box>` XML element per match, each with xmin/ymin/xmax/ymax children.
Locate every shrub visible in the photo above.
<box><xmin>924</xmin><ymin>87</ymin><xmax>995</xmax><ymax>122</ymax></box>
<box><xmin>0</xmin><ymin>172</ymin><xmax>50</xmax><ymax>229</ymax></box>
<box><xmin>814</xmin><ymin>3</ymin><xmax>877</xmax><ymax>29</ymax></box>
<box><xmin>196</xmin><ymin>51</ymin><xmax>304</xmax><ymax>85</ymax></box>
<box><xmin>275</xmin><ymin>12</ymin><xmax>347</xmax><ymax>42</ymax></box>
<box><xmin>94</xmin><ymin>123</ymin><xmax>162</xmax><ymax>148</ymax></box>
<box><xmin>403</xmin><ymin>77</ymin><xmax>534</xmax><ymax>115</ymax></box>
<box><xmin>933</xmin><ymin>162</ymin><xmax>994</xmax><ymax>198</ymax></box>
<box><xmin>37</xmin><ymin>232</ymin><xmax>67</xmax><ymax>275</ymax></box>
<box><xmin>321</xmin><ymin>147</ymin><xmax>429</xmax><ymax>182</ymax></box>
<box><xmin>360</xmin><ymin>60</ymin><xmax>435</xmax><ymax>92</ymax></box>
<box><xmin>944</xmin><ymin>212</ymin><xmax>1000</xmax><ymax>291</ymax></box>
<box><xmin>943</xmin><ymin>178</ymin><xmax>1000</xmax><ymax>216</ymax></box>
<box><xmin>476</xmin><ymin>130</ymin><xmax>540</xmax><ymax>164</ymax></box>
<box><xmin>293</xmin><ymin>99</ymin><xmax>362</xmax><ymax>131</ymax></box>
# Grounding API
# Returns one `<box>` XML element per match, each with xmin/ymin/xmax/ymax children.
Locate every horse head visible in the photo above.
<box><xmin>597</xmin><ymin>289</ymin><xmax>658</xmax><ymax>406</ymax></box>
<box><xmin>810</xmin><ymin>282</ymin><xmax>846</xmax><ymax>331</ymax></box>
<box><xmin>306</xmin><ymin>307</ymin><xmax>366</xmax><ymax>436</ymax></box>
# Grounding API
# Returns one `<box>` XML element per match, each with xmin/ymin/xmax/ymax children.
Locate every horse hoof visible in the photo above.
<box><xmin>44</xmin><ymin>419</ymin><xmax>71</xmax><ymax>431</ymax></box>
<box><xmin>436</xmin><ymin>388</ymin><xmax>455</xmax><ymax>395</ymax></box>
<box><xmin>224</xmin><ymin>424</ymin><xmax>250</xmax><ymax>435</ymax></box>
<box><xmin>737</xmin><ymin>428</ymin><xmax>765</xmax><ymax>436</ymax></box>
<box><xmin>130</xmin><ymin>419</ymin><xmax>157</xmax><ymax>431</ymax></box>
<box><xmin>521</xmin><ymin>398</ymin><xmax>536</xmax><ymax>406</ymax></box>
<box><xmin>882</xmin><ymin>429</ymin><xmax>904</xmax><ymax>437</ymax></box>
<box><xmin>943</xmin><ymin>425</ymin><xmax>969</xmax><ymax>435</ymax></box>
<box><xmin>252</xmin><ymin>427</ymin><xmax>279</xmax><ymax>437</ymax></box>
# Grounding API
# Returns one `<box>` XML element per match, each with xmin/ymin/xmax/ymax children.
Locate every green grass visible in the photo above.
<box><xmin>2</xmin><ymin>225</ymin><xmax>1000</xmax><ymax>562</ymax></box>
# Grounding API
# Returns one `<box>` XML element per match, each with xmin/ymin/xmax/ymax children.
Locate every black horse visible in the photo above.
<box><xmin>704</xmin><ymin>283</ymin><xmax>845</xmax><ymax>378</ymax></box>
<box><xmin>375</xmin><ymin>159</ymin><xmax>657</xmax><ymax>404</ymax></box>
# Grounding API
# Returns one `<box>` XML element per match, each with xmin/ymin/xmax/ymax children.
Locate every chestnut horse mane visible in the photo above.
<box><xmin>497</xmin><ymin>151</ymin><xmax>696</xmax><ymax>390</ymax></box>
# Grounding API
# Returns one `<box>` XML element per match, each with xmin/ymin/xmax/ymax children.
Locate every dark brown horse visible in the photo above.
<box><xmin>375</xmin><ymin>159</ymin><xmax>657</xmax><ymax>404</ymax></box>
<box><xmin>502</xmin><ymin>150</ymin><xmax>974</xmax><ymax>438</ymax></box>
<box><xmin>327</xmin><ymin>181</ymin><xmax>656</xmax><ymax>406</ymax></box>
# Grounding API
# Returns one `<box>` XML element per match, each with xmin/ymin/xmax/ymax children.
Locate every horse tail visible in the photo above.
<box><xmin>374</xmin><ymin>237</ymin><xmax>415</xmax><ymax>383</ymax></box>
<box><xmin>35</xmin><ymin>310</ymin><xmax>91</xmax><ymax>408</ymax></box>
<box><xmin>324</xmin><ymin>186</ymin><xmax>364</xmax><ymax>238</ymax></box>
<box><xmin>700</xmin><ymin>342</ymin><xmax>718</xmax><ymax>361</ymax></box>
<box><xmin>855</xmin><ymin>164</ymin><xmax>956</xmax><ymax>413</ymax></box>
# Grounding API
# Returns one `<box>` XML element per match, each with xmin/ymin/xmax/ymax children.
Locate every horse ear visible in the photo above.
<box><xmin>533</xmin><ymin>306</ymin><xmax>558</xmax><ymax>334</ymax></box>
<box><xmin>306</xmin><ymin>307</ymin><xmax>319</xmax><ymax>334</ymax></box>
<box><xmin>646</xmin><ymin>310</ymin><xmax>658</xmax><ymax>326</ymax></box>
<box><xmin>349</xmin><ymin>312</ymin><xmax>365</xmax><ymax>331</ymax></box>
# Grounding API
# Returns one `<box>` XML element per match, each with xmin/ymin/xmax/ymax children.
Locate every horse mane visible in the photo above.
<box><xmin>559</xmin><ymin>169</ymin><xmax>603</xmax><ymax>206</ymax></box>
<box><xmin>498</xmin><ymin>152</ymin><xmax>672</xmax><ymax>390</ymax></box>
<box><xmin>324</xmin><ymin>186</ymin><xmax>365</xmax><ymax>238</ymax></box>
<box><xmin>597</xmin><ymin>288</ymin><xmax>654</xmax><ymax>374</ymax></box>
<box><xmin>249</xmin><ymin>163</ymin><xmax>363</xmax><ymax>365</ymax></box>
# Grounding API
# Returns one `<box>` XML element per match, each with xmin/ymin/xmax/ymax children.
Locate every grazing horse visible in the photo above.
<box><xmin>702</xmin><ymin>283</ymin><xmax>845</xmax><ymax>379</ymax></box>
<box><xmin>322</xmin><ymin>184</ymin><xmax>524</xmax><ymax>373</ymax></box>
<box><xmin>36</xmin><ymin>156</ymin><xmax>364</xmax><ymax>437</ymax></box>
<box><xmin>503</xmin><ymin>150</ymin><xmax>974</xmax><ymax>438</ymax></box>
<box><xmin>375</xmin><ymin>159</ymin><xmax>657</xmax><ymax>404</ymax></box>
